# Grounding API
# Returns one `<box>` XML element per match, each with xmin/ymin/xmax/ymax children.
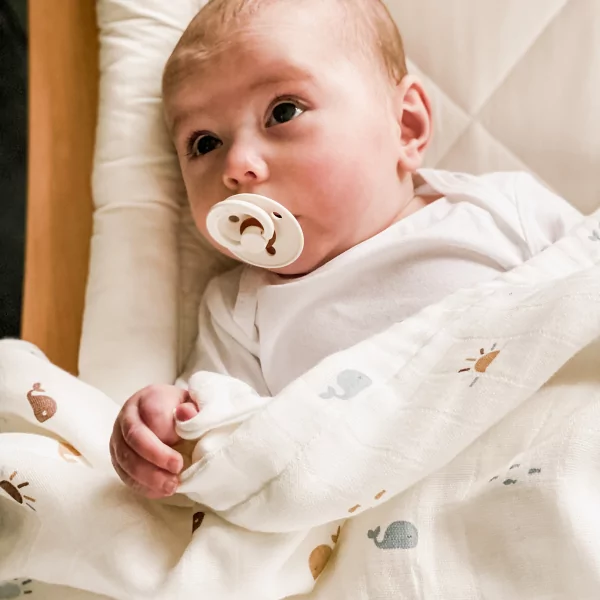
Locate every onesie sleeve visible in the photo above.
<box><xmin>511</xmin><ymin>172</ymin><xmax>584</xmax><ymax>257</ymax></box>
<box><xmin>176</xmin><ymin>267</ymin><xmax>270</xmax><ymax>396</ymax></box>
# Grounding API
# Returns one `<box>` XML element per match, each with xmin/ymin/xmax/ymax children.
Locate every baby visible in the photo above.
<box><xmin>110</xmin><ymin>0</ymin><xmax>582</xmax><ymax>499</ymax></box>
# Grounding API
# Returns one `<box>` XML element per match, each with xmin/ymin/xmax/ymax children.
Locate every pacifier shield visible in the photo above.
<box><xmin>206</xmin><ymin>194</ymin><xmax>304</xmax><ymax>268</ymax></box>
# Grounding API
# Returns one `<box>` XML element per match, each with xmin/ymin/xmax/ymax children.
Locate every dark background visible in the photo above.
<box><xmin>0</xmin><ymin>0</ymin><xmax>27</xmax><ymax>338</ymax></box>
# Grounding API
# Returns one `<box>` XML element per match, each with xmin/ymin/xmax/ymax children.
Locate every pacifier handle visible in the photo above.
<box><xmin>207</xmin><ymin>199</ymin><xmax>276</xmax><ymax>253</ymax></box>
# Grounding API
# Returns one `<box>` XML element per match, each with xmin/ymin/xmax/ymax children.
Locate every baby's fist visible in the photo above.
<box><xmin>110</xmin><ymin>384</ymin><xmax>198</xmax><ymax>498</ymax></box>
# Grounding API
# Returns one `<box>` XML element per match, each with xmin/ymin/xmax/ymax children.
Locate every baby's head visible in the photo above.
<box><xmin>163</xmin><ymin>0</ymin><xmax>432</xmax><ymax>275</ymax></box>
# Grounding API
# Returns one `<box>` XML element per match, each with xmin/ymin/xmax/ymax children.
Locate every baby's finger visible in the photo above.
<box><xmin>111</xmin><ymin>452</ymin><xmax>173</xmax><ymax>500</ymax></box>
<box><xmin>111</xmin><ymin>425</ymin><xmax>179</xmax><ymax>497</ymax></box>
<box><xmin>175</xmin><ymin>402</ymin><xmax>199</xmax><ymax>422</ymax></box>
<box><xmin>110</xmin><ymin>426</ymin><xmax>158</xmax><ymax>497</ymax></box>
<box><xmin>120</xmin><ymin>402</ymin><xmax>183</xmax><ymax>474</ymax></box>
<box><xmin>138</xmin><ymin>389</ymin><xmax>190</xmax><ymax>446</ymax></box>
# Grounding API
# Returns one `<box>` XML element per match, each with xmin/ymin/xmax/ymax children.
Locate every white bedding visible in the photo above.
<box><xmin>80</xmin><ymin>0</ymin><xmax>600</xmax><ymax>402</ymax></box>
<box><xmin>1</xmin><ymin>211</ymin><xmax>599</xmax><ymax>599</ymax></box>
<box><xmin>3</xmin><ymin>1</ymin><xmax>599</xmax><ymax>598</ymax></box>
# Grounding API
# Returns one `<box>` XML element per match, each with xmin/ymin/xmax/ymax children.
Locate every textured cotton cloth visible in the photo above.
<box><xmin>181</xmin><ymin>169</ymin><xmax>582</xmax><ymax>396</ymax></box>
<box><xmin>1</xmin><ymin>210</ymin><xmax>600</xmax><ymax>599</ymax></box>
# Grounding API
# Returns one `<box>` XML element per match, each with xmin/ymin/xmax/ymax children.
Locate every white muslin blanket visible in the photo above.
<box><xmin>1</xmin><ymin>211</ymin><xmax>600</xmax><ymax>600</ymax></box>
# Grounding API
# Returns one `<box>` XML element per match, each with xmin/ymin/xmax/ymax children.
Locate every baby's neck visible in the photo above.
<box><xmin>274</xmin><ymin>192</ymin><xmax>441</xmax><ymax>281</ymax></box>
<box><xmin>392</xmin><ymin>191</ymin><xmax>439</xmax><ymax>225</ymax></box>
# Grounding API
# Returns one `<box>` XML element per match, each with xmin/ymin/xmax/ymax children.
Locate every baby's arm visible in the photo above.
<box><xmin>111</xmin><ymin>268</ymin><xmax>269</xmax><ymax>499</ymax></box>
<box><xmin>172</xmin><ymin>270</ymin><xmax>273</xmax><ymax>466</ymax></box>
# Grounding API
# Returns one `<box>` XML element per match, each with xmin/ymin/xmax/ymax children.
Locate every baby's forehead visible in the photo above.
<box><xmin>171</xmin><ymin>0</ymin><xmax>346</xmax><ymax>68</ymax></box>
<box><xmin>163</xmin><ymin>0</ymin><xmax>403</xmax><ymax>125</ymax></box>
<box><xmin>166</xmin><ymin>10</ymin><xmax>340</xmax><ymax>93</ymax></box>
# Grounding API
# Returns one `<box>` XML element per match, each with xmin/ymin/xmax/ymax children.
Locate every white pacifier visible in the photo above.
<box><xmin>206</xmin><ymin>194</ymin><xmax>304</xmax><ymax>268</ymax></box>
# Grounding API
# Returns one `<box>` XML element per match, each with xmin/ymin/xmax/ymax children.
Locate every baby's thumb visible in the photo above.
<box><xmin>175</xmin><ymin>402</ymin><xmax>199</xmax><ymax>423</ymax></box>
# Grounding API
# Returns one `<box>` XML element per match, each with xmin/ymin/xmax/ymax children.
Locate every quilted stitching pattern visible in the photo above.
<box><xmin>388</xmin><ymin>0</ymin><xmax>599</xmax><ymax>214</ymax></box>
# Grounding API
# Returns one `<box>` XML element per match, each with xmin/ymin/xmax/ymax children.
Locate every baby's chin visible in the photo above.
<box><xmin>267</xmin><ymin>263</ymin><xmax>313</xmax><ymax>278</ymax></box>
<box><xmin>207</xmin><ymin>235</ymin><xmax>337</xmax><ymax>278</ymax></box>
<box><xmin>268</xmin><ymin>247</ymin><xmax>338</xmax><ymax>278</ymax></box>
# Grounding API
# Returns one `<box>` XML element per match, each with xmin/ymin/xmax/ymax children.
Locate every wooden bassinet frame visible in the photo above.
<box><xmin>22</xmin><ymin>0</ymin><xmax>98</xmax><ymax>374</ymax></box>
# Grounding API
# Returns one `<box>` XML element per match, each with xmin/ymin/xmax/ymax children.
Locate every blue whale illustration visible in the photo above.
<box><xmin>0</xmin><ymin>581</ymin><xmax>29</xmax><ymax>599</ymax></box>
<box><xmin>319</xmin><ymin>370</ymin><xmax>373</xmax><ymax>400</ymax></box>
<box><xmin>368</xmin><ymin>521</ymin><xmax>418</xmax><ymax>550</ymax></box>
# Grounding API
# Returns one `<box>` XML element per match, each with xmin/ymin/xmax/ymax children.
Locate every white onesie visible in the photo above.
<box><xmin>181</xmin><ymin>169</ymin><xmax>582</xmax><ymax>397</ymax></box>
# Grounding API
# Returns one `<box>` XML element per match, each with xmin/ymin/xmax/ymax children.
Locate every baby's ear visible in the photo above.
<box><xmin>393</xmin><ymin>75</ymin><xmax>433</xmax><ymax>172</ymax></box>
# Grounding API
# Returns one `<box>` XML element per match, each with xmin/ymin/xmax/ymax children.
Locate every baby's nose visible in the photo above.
<box><xmin>223</xmin><ymin>144</ymin><xmax>269</xmax><ymax>191</ymax></box>
<box><xmin>224</xmin><ymin>169</ymin><xmax>257</xmax><ymax>190</ymax></box>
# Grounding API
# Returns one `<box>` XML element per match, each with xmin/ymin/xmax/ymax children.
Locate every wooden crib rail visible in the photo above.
<box><xmin>21</xmin><ymin>0</ymin><xmax>99</xmax><ymax>374</ymax></box>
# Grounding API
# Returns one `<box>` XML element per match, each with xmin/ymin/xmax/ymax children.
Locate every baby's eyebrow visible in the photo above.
<box><xmin>247</xmin><ymin>68</ymin><xmax>316</xmax><ymax>92</ymax></box>
<box><xmin>168</xmin><ymin>98</ymin><xmax>209</xmax><ymax>141</ymax></box>
<box><xmin>167</xmin><ymin>109</ymin><xmax>189</xmax><ymax>141</ymax></box>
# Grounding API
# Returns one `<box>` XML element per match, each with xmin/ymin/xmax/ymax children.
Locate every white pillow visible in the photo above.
<box><xmin>82</xmin><ymin>0</ymin><xmax>599</xmax><ymax>402</ymax></box>
<box><xmin>80</xmin><ymin>0</ymin><xmax>232</xmax><ymax>402</ymax></box>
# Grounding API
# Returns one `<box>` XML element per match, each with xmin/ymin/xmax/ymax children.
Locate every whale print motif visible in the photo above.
<box><xmin>308</xmin><ymin>525</ymin><xmax>342</xmax><ymax>580</ymax></box>
<box><xmin>320</xmin><ymin>370</ymin><xmax>373</xmax><ymax>400</ymax></box>
<box><xmin>367</xmin><ymin>521</ymin><xmax>418</xmax><ymax>550</ymax></box>
<box><xmin>26</xmin><ymin>383</ymin><xmax>57</xmax><ymax>423</ymax></box>
<box><xmin>0</xmin><ymin>579</ymin><xmax>33</xmax><ymax>598</ymax></box>
<box><xmin>589</xmin><ymin>223</ymin><xmax>600</xmax><ymax>242</ymax></box>
<box><xmin>309</xmin><ymin>545</ymin><xmax>333</xmax><ymax>580</ymax></box>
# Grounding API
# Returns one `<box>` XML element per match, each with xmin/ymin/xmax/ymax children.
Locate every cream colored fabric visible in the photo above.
<box><xmin>4</xmin><ymin>2</ymin><xmax>597</xmax><ymax>598</ymax></box>
<box><xmin>179</xmin><ymin>169</ymin><xmax>584</xmax><ymax>399</ymax></box>
<box><xmin>80</xmin><ymin>0</ymin><xmax>600</xmax><ymax>402</ymax></box>
<box><xmin>79</xmin><ymin>0</ymin><xmax>225</xmax><ymax>402</ymax></box>
<box><xmin>399</xmin><ymin>0</ymin><xmax>600</xmax><ymax>216</ymax></box>
<box><xmin>1</xmin><ymin>212</ymin><xmax>600</xmax><ymax>600</ymax></box>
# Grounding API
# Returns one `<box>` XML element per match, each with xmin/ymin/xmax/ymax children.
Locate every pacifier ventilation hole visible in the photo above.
<box><xmin>272</xmin><ymin>212</ymin><xmax>283</xmax><ymax>219</ymax></box>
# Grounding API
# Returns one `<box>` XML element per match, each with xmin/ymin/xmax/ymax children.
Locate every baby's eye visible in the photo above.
<box><xmin>267</xmin><ymin>101</ymin><xmax>304</xmax><ymax>127</ymax></box>
<box><xmin>187</xmin><ymin>133</ymin><xmax>222</xmax><ymax>158</ymax></box>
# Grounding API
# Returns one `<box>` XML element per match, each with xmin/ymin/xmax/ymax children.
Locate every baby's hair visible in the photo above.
<box><xmin>163</xmin><ymin>0</ymin><xmax>408</xmax><ymax>102</ymax></box>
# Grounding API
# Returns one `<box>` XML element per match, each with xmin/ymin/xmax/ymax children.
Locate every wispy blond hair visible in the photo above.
<box><xmin>163</xmin><ymin>0</ymin><xmax>408</xmax><ymax>102</ymax></box>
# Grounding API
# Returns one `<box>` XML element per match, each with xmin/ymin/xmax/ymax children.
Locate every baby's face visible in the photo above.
<box><xmin>167</xmin><ymin>4</ymin><xmax>423</xmax><ymax>275</ymax></box>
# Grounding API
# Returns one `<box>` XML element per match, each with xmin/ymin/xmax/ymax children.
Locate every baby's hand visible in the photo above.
<box><xmin>110</xmin><ymin>384</ymin><xmax>199</xmax><ymax>499</ymax></box>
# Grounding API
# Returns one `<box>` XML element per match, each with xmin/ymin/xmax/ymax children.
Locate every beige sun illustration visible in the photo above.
<box><xmin>459</xmin><ymin>343</ymin><xmax>500</xmax><ymax>387</ymax></box>
<box><xmin>0</xmin><ymin>471</ymin><xmax>37</xmax><ymax>511</ymax></box>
